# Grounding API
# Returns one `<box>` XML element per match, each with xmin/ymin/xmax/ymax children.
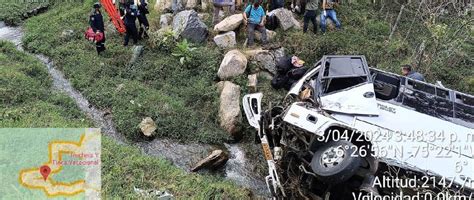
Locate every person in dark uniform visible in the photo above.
<box><xmin>117</xmin><ymin>0</ymin><xmax>127</xmax><ymax>16</ymax></box>
<box><xmin>89</xmin><ymin>2</ymin><xmax>106</xmax><ymax>55</ymax></box>
<box><xmin>137</xmin><ymin>0</ymin><xmax>150</xmax><ymax>39</ymax></box>
<box><xmin>123</xmin><ymin>3</ymin><xmax>139</xmax><ymax>46</ymax></box>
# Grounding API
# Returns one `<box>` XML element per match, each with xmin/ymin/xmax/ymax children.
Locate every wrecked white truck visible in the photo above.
<box><xmin>243</xmin><ymin>55</ymin><xmax>473</xmax><ymax>199</ymax></box>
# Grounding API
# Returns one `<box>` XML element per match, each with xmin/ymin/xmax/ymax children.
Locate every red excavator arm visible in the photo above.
<box><xmin>100</xmin><ymin>0</ymin><xmax>126</xmax><ymax>33</ymax></box>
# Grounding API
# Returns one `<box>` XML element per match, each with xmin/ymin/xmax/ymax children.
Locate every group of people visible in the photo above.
<box><xmin>89</xmin><ymin>0</ymin><xmax>344</xmax><ymax>53</ymax></box>
<box><xmin>89</xmin><ymin>0</ymin><xmax>150</xmax><ymax>55</ymax></box>
<box><xmin>241</xmin><ymin>0</ymin><xmax>342</xmax><ymax>46</ymax></box>
<box><xmin>89</xmin><ymin>0</ymin><xmax>424</xmax><ymax>87</ymax></box>
<box><xmin>119</xmin><ymin>0</ymin><xmax>150</xmax><ymax>46</ymax></box>
<box><xmin>303</xmin><ymin>0</ymin><xmax>341</xmax><ymax>34</ymax></box>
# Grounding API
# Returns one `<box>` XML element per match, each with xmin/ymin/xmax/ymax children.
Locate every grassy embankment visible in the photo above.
<box><xmin>1</xmin><ymin>2</ymin><xmax>49</xmax><ymax>25</ymax></box>
<box><xmin>0</xmin><ymin>41</ymin><xmax>89</xmax><ymax>127</ymax></box>
<box><xmin>22</xmin><ymin>0</ymin><xmax>233</xmax><ymax>143</ymax></box>
<box><xmin>0</xmin><ymin>41</ymin><xmax>252</xmax><ymax>198</ymax></box>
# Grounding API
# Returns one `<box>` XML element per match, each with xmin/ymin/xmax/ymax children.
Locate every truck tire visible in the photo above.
<box><xmin>310</xmin><ymin>140</ymin><xmax>361</xmax><ymax>184</ymax></box>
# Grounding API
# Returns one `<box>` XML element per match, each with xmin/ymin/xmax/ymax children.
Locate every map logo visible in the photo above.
<box><xmin>0</xmin><ymin>128</ymin><xmax>101</xmax><ymax>199</ymax></box>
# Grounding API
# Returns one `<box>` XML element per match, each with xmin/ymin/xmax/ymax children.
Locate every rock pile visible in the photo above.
<box><xmin>210</xmin><ymin>8</ymin><xmax>299</xmax><ymax>47</ymax></box>
<box><xmin>216</xmin><ymin>46</ymin><xmax>285</xmax><ymax>139</ymax></box>
<box><xmin>153</xmin><ymin>9</ymin><xmax>296</xmax><ymax>146</ymax></box>
<box><xmin>155</xmin><ymin>0</ymin><xmax>213</xmax><ymax>12</ymax></box>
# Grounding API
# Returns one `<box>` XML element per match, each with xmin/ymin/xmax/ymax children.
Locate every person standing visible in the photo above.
<box><xmin>320</xmin><ymin>0</ymin><xmax>341</xmax><ymax>33</ymax></box>
<box><xmin>123</xmin><ymin>3</ymin><xmax>139</xmax><ymax>46</ymax></box>
<box><xmin>117</xmin><ymin>0</ymin><xmax>128</xmax><ymax>16</ymax></box>
<box><xmin>137</xmin><ymin>0</ymin><xmax>150</xmax><ymax>39</ymax></box>
<box><xmin>303</xmin><ymin>0</ymin><xmax>318</xmax><ymax>33</ymax></box>
<box><xmin>243</xmin><ymin>0</ymin><xmax>267</xmax><ymax>47</ymax></box>
<box><xmin>89</xmin><ymin>2</ymin><xmax>106</xmax><ymax>55</ymax></box>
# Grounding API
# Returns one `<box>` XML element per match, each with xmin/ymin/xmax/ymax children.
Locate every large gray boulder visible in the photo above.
<box><xmin>217</xmin><ymin>50</ymin><xmax>247</xmax><ymax>80</ymax></box>
<box><xmin>259</xmin><ymin>71</ymin><xmax>274</xmax><ymax>80</ymax></box>
<box><xmin>271</xmin><ymin>8</ymin><xmax>301</xmax><ymax>30</ymax></box>
<box><xmin>213</xmin><ymin>14</ymin><xmax>243</xmax><ymax>32</ymax></box>
<box><xmin>213</xmin><ymin>31</ymin><xmax>236</xmax><ymax>48</ymax></box>
<box><xmin>250</xmin><ymin>51</ymin><xmax>276</xmax><ymax>74</ymax></box>
<box><xmin>248</xmin><ymin>47</ymin><xmax>286</xmax><ymax>75</ymax></box>
<box><xmin>172</xmin><ymin>10</ymin><xmax>209</xmax><ymax>43</ymax></box>
<box><xmin>219</xmin><ymin>81</ymin><xmax>242</xmax><ymax>138</ymax></box>
<box><xmin>160</xmin><ymin>13</ymin><xmax>173</xmax><ymax>28</ymax></box>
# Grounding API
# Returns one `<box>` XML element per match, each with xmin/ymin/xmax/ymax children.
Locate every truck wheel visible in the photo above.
<box><xmin>310</xmin><ymin>140</ymin><xmax>361</xmax><ymax>184</ymax></box>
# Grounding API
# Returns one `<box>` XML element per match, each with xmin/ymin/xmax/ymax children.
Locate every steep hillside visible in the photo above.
<box><xmin>0</xmin><ymin>40</ymin><xmax>251</xmax><ymax>199</ymax></box>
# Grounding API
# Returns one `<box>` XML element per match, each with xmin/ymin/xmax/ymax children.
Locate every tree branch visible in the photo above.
<box><xmin>389</xmin><ymin>4</ymin><xmax>405</xmax><ymax>41</ymax></box>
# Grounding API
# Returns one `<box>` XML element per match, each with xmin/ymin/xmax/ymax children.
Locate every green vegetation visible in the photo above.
<box><xmin>102</xmin><ymin>137</ymin><xmax>252</xmax><ymax>199</ymax></box>
<box><xmin>277</xmin><ymin>2</ymin><xmax>473</xmax><ymax>93</ymax></box>
<box><xmin>0</xmin><ymin>41</ymin><xmax>250</xmax><ymax>199</ymax></box>
<box><xmin>1</xmin><ymin>2</ymin><xmax>48</xmax><ymax>25</ymax></box>
<box><xmin>0</xmin><ymin>41</ymin><xmax>90</xmax><ymax>127</ymax></box>
<box><xmin>23</xmin><ymin>0</ymin><xmax>230</xmax><ymax>143</ymax></box>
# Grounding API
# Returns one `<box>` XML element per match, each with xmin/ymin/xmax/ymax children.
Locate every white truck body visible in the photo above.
<box><xmin>284</xmin><ymin>56</ymin><xmax>474</xmax><ymax>189</ymax></box>
<box><xmin>243</xmin><ymin>56</ymin><xmax>474</xmax><ymax>197</ymax></box>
